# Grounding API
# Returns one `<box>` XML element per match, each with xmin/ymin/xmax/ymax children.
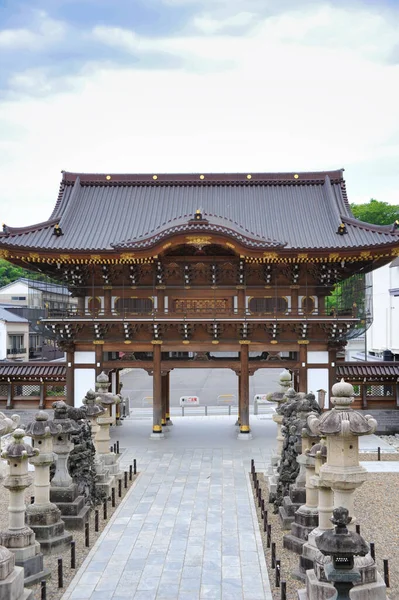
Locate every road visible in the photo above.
<box><xmin>120</xmin><ymin>367</ymin><xmax>282</xmax><ymax>408</ymax></box>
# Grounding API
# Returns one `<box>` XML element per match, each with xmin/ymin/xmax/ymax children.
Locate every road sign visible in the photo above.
<box><xmin>179</xmin><ymin>396</ymin><xmax>200</xmax><ymax>406</ymax></box>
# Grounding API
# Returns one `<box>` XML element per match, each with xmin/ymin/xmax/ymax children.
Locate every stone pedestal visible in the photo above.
<box><xmin>25</xmin><ymin>412</ymin><xmax>73</xmax><ymax>554</ymax></box>
<box><xmin>49</xmin><ymin>402</ymin><xmax>90</xmax><ymax>530</ymax></box>
<box><xmin>0</xmin><ymin>546</ymin><xmax>33</xmax><ymax>600</ymax></box>
<box><xmin>0</xmin><ymin>430</ymin><xmax>50</xmax><ymax>586</ymax></box>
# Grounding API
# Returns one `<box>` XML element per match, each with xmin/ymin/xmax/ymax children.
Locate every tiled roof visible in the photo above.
<box><xmin>0</xmin><ymin>362</ymin><xmax>66</xmax><ymax>380</ymax></box>
<box><xmin>1</xmin><ymin>170</ymin><xmax>398</xmax><ymax>252</ymax></box>
<box><xmin>0</xmin><ymin>307</ymin><xmax>28</xmax><ymax>323</ymax></box>
<box><xmin>337</xmin><ymin>362</ymin><xmax>399</xmax><ymax>380</ymax></box>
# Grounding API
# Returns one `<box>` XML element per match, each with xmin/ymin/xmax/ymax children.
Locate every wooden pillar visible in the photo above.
<box><xmin>157</xmin><ymin>288</ymin><xmax>165</xmax><ymax>314</ymax></box>
<box><xmin>152</xmin><ymin>342</ymin><xmax>163</xmax><ymax>436</ymax></box>
<box><xmin>236</xmin><ymin>374</ymin><xmax>241</xmax><ymax>426</ymax></box>
<box><xmin>237</xmin><ymin>286</ymin><xmax>245</xmax><ymax>315</ymax></box>
<box><xmin>104</xmin><ymin>286</ymin><xmax>112</xmax><ymax>315</ymax></box>
<box><xmin>291</xmin><ymin>286</ymin><xmax>299</xmax><ymax>315</ymax></box>
<box><xmin>161</xmin><ymin>372</ymin><xmax>167</xmax><ymax>426</ymax></box>
<box><xmin>239</xmin><ymin>342</ymin><xmax>250</xmax><ymax>434</ymax></box>
<box><xmin>298</xmin><ymin>343</ymin><xmax>308</xmax><ymax>393</ymax></box>
<box><xmin>66</xmin><ymin>347</ymin><xmax>75</xmax><ymax>406</ymax></box>
<box><xmin>95</xmin><ymin>343</ymin><xmax>103</xmax><ymax>378</ymax></box>
<box><xmin>77</xmin><ymin>296</ymin><xmax>85</xmax><ymax>316</ymax></box>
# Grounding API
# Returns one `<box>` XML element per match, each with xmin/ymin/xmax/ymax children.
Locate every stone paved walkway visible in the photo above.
<box><xmin>61</xmin><ymin>416</ymin><xmax>277</xmax><ymax>600</ymax></box>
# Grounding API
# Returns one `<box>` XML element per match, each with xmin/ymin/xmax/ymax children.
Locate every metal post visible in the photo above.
<box><xmin>378</xmin><ymin>446</ymin><xmax>381</xmax><ymax>461</ymax></box>
<box><xmin>370</xmin><ymin>542</ymin><xmax>375</xmax><ymax>561</ymax></box>
<box><xmin>263</xmin><ymin>510</ymin><xmax>268</xmax><ymax>533</ymax></box>
<box><xmin>271</xmin><ymin>542</ymin><xmax>276</xmax><ymax>568</ymax></box>
<box><xmin>124</xmin><ymin>471</ymin><xmax>128</xmax><ymax>488</ymax></box>
<box><xmin>112</xmin><ymin>487</ymin><xmax>116</xmax><ymax>507</ymax></box>
<box><xmin>95</xmin><ymin>510</ymin><xmax>99</xmax><ymax>532</ymax></box>
<box><xmin>58</xmin><ymin>558</ymin><xmax>63</xmax><ymax>588</ymax></box>
<box><xmin>205</xmin><ymin>405</ymin><xmax>208</xmax><ymax>416</ymax></box>
<box><xmin>103</xmin><ymin>499</ymin><xmax>107</xmax><ymax>520</ymax></box>
<box><xmin>275</xmin><ymin>559</ymin><xmax>280</xmax><ymax>587</ymax></box>
<box><xmin>118</xmin><ymin>479</ymin><xmax>122</xmax><ymax>498</ymax></box>
<box><xmin>70</xmin><ymin>541</ymin><xmax>76</xmax><ymax>569</ymax></box>
<box><xmin>41</xmin><ymin>580</ymin><xmax>47</xmax><ymax>600</ymax></box>
<box><xmin>134</xmin><ymin>459</ymin><xmax>137</xmax><ymax>475</ymax></box>
<box><xmin>281</xmin><ymin>581</ymin><xmax>286</xmax><ymax>600</ymax></box>
<box><xmin>267</xmin><ymin>524</ymin><xmax>271</xmax><ymax>548</ymax></box>
<box><xmin>129</xmin><ymin>464</ymin><xmax>133</xmax><ymax>480</ymax></box>
<box><xmin>116</xmin><ymin>440</ymin><xmax>120</xmax><ymax>454</ymax></box>
<box><xmin>85</xmin><ymin>522</ymin><xmax>90</xmax><ymax>547</ymax></box>
<box><xmin>383</xmin><ymin>559</ymin><xmax>390</xmax><ymax>587</ymax></box>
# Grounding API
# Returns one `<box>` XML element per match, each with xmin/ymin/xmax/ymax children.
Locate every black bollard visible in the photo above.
<box><xmin>263</xmin><ymin>510</ymin><xmax>268</xmax><ymax>533</ymax></box>
<box><xmin>103</xmin><ymin>499</ymin><xmax>108</xmax><ymax>520</ymax></box>
<box><xmin>85</xmin><ymin>522</ymin><xmax>90</xmax><ymax>547</ymax></box>
<box><xmin>129</xmin><ymin>464</ymin><xmax>133</xmax><ymax>481</ymax></box>
<box><xmin>355</xmin><ymin>524</ymin><xmax>360</xmax><ymax>534</ymax></box>
<box><xmin>58</xmin><ymin>557</ymin><xmax>63</xmax><ymax>588</ymax></box>
<box><xmin>258</xmin><ymin>488</ymin><xmax>262</xmax><ymax>508</ymax></box>
<box><xmin>110</xmin><ymin>446</ymin><xmax>113</xmax><ymax>453</ymax></box>
<box><xmin>118</xmin><ymin>479</ymin><xmax>122</xmax><ymax>498</ymax></box>
<box><xmin>271</xmin><ymin>542</ymin><xmax>276</xmax><ymax>568</ymax></box>
<box><xmin>251</xmin><ymin>458</ymin><xmax>255</xmax><ymax>473</ymax></box>
<box><xmin>370</xmin><ymin>542</ymin><xmax>375</xmax><ymax>561</ymax></box>
<box><xmin>113</xmin><ymin>443</ymin><xmax>117</xmax><ymax>454</ymax></box>
<box><xmin>378</xmin><ymin>446</ymin><xmax>381</xmax><ymax>461</ymax></box>
<box><xmin>116</xmin><ymin>440</ymin><xmax>120</xmax><ymax>454</ymax></box>
<box><xmin>112</xmin><ymin>487</ymin><xmax>116</xmax><ymax>508</ymax></box>
<box><xmin>70</xmin><ymin>541</ymin><xmax>76</xmax><ymax>569</ymax></box>
<box><xmin>261</xmin><ymin>498</ymin><xmax>265</xmax><ymax>517</ymax></box>
<box><xmin>95</xmin><ymin>509</ymin><xmax>99</xmax><ymax>532</ymax></box>
<box><xmin>124</xmin><ymin>471</ymin><xmax>128</xmax><ymax>488</ymax></box>
<box><xmin>383</xmin><ymin>559</ymin><xmax>390</xmax><ymax>587</ymax></box>
<box><xmin>267</xmin><ymin>524</ymin><xmax>271</xmax><ymax>548</ymax></box>
<box><xmin>281</xmin><ymin>581</ymin><xmax>286</xmax><ymax>600</ymax></box>
<box><xmin>275</xmin><ymin>559</ymin><xmax>280</xmax><ymax>587</ymax></box>
<box><xmin>41</xmin><ymin>580</ymin><xmax>47</xmax><ymax>600</ymax></box>
<box><xmin>134</xmin><ymin>458</ymin><xmax>137</xmax><ymax>475</ymax></box>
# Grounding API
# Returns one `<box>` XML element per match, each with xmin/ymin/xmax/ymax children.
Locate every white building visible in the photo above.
<box><xmin>366</xmin><ymin>258</ymin><xmax>399</xmax><ymax>359</ymax></box>
<box><xmin>0</xmin><ymin>307</ymin><xmax>29</xmax><ymax>361</ymax></box>
<box><xmin>0</xmin><ymin>278</ymin><xmax>75</xmax><ymax>312</ymax></box>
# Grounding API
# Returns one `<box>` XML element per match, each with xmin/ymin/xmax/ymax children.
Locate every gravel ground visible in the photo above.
<box><xmin>255</xmin><ymin>453</ymin><xmax>399</xmax><ymax>600</ymax></box>
<box><xmin>0</xmin><ymin>469</ymin><xmax>138</xmax><ymax>600</ymax></box>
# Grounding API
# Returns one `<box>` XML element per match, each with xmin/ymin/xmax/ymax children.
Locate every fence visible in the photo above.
<box><xmin>0</xmin><ymin>382</ymin><xmax>66</xmax><ymax>410</ymax></box>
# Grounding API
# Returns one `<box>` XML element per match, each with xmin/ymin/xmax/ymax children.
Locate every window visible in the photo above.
<box><xmin>11</xmin><ymin>296</ymin><xmax>26</xmax><ymax>301</ymax></box>
<box><xmin>7</xmin><ymin>334</ymin><xmax>25</xmax><ymax>355</ymax></box>
<box><xmin>115</xmin><ymin>298</ymin><xmax>153</xmax><ymax>313</ymax></box>
<box><xmin>248</xmin><ymin>297</ymin><xmax>288</xmax><ymax>313</ymax></box>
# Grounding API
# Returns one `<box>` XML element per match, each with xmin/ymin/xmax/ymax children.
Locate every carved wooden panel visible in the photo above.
<box><xmin>174</xmin><ymin>298</ymin><xmax>230</xmax><ymax>313</ymax></box>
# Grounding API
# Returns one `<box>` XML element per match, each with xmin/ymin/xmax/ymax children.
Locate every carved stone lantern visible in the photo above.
<box><xmin>82</xmin><ymin>389</ymin><xmax>105</xmax><ymax>447</ymax></box>
<box><xmin>25</xmin><ymin>412</ymin><xmax>73</xmax><ymax>554</ymax></box>
<box><xmin>308</xmin><ymin>379</ymin><xmax>377</xmax><ymax>526</ymax></box>
<box><xmin>0</xmin><ymin>429</ymin><xmax>50</xmax><ymax>585</ymax></box>
<box><xmin>0</xmin><ymin>411</ymin><xmax>20</xmax><ymax>480</ymax></box>
<box><xmin>95</xmin><ymin>372</ymin><xmax>122</xmax><ymax>487</ymax></box>
<box><xmin>267</xmin><ymin>369</ymin><xmax>292</xmax><ymax>461</ymax></box>
<box><xmin>316</xmin><ymin>507</ymin><xmax>369</xmax><ymax>599</ymax></box>
<box><xmin>49</xmin><ymin>401</ymin><xmax>90</xmax><ymax>530</ymax></box>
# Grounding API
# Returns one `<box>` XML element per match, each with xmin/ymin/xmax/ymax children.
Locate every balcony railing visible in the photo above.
<box><xmin>7</xmin><ymin>348</ymin><xmax>27</xmax><ymax>355</ymax></box>
<box><xmin>44</xmin><ymin>307</ymin><xmax>362</xmax><ymax>320</ymax></box>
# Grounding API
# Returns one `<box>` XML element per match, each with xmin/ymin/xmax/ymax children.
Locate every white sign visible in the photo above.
<box><xmin>254</xmin><ymin>394</ymin><xmax>268</xmax><ymax>404</ymax></box>
<box><xmin>179</xmin><ymin>396</ymin><xmax>200</xmax><ymax>406</ymax></box>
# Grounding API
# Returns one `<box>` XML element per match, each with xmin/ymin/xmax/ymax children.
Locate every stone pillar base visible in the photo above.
<box><xmin>0</xmin><ymin>564</ymin><xmax>34</xmax><ymax>600</ymax></box>
<box><xmin>50</xmin><ymin>484</ymin><xmax>90</xmax><ymax>531</ymax></box>
<box><xmin>237</xmin><ymin>432</ymin><xmax>253</xmax><ymax>440</ymax></box>
<box><xmin>26</xmin><ymin>504</ymin><xmax>72</xmax><ymax>555</ymax></box>
<box><xmin>150</xmin><ymin>432</ymin><xmax>165</xmax><ymax>439</ymax></box>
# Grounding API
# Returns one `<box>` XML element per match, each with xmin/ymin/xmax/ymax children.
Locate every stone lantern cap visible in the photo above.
<box><xmin>0</xmin><ymin>411</ymin><xmax>20</xmax><ymax>436</ymax></box>
<box><xmin>52</xmin><ymin>401</ymin><xmax>81</xmax><ymax>434</ymax></box>
<box><xmin>308</xmin><ymin>379</ymin><xmax>377</xmax><ymax>436</ymax></box>
<box><xmin>316</xmin><ymin>507</ymin><xmax>369</xmax><ymax>560</ymax></box>
<box><xmin>82</xmin><ymin>389</ymin><xmax>105</xmax><ymax>417</ymax></box>
<box><xmin>1</xmin><ymin>428</ymin><xmax>37</xmax><ymax>460</ymax></box>
<box><xmin>96</xmin><ymin>372</ymin><xmax>109</xmax><ymax>385</ymax></box>
<box><xmin>25</xmin><ymin>411</ymin><xmax>62</xmax><ymax>438</ymax></box>
<box><xmin>308</xmin><ymin>439</ymin><xmax>327</xmax><ymax>459</ymax></box>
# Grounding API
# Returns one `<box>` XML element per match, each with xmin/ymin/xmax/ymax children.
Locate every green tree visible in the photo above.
<box><xmin>350</xmin><ymin>198</ymin><xmax>399</xmax><ymax>225</ymax></box>
<box><xmin>0</xmin><ymin>259</ymin><xmax>54</xmax><ymax>288</ymax></box>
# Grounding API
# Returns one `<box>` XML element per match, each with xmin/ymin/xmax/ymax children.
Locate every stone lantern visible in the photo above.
<box><xmin>301</xmin><ymin>380</ymin><xmax>387</xmax><ymax>600</ymax></box>
<box><xmin>81</xmin><ymin>388</ymin><xmax>113</xmax><ymax>498</ymax></box>
<box><xmin>307</xmin><ymin>379</ymin><xmax>376</xmax><ymax>526</ymax></box>
<box><xmin>0</xmin><ymin>429</ymin><xmax>50</xmax><ymax>585</ymax></box>
<box><xmin>267</xmin><ymin>369</ymin><xmax>292</xmax><ymax>462</ymax></box>
<box><xmin>0</xmin><ymin>411</ymin><xmax>20</xmax><ymax>480</ymax></box>
<box><xmin>25</xmin><ymin>412</ymin><xmax>73</xmax><ymax>554</ymax></box>
<box><xmin>316</xmin><ymin>507</ymin><xmax>369</xmax><ymax>599</ymax></box>
<box><xmin>49</xmin><ymin>401</ymin><xmax>90</xmax><ymax>530</ymax></box>
<box><xmin>95</xmin><ymin>372</ymin><xmax>122</xmax><ymax>485</ymax></box>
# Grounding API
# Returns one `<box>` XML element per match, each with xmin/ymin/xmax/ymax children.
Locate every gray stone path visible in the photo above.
<box><xmin>61</xmin><ymin>416</ymin><xmax>276</xmax><ymax>600</ymax></box>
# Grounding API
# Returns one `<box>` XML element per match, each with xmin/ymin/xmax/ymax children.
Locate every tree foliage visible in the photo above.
<box><xmin>0</xmin><ymin>259</ymin><xmax>52</xmax><ymax>288</ymax></box>
<box><xmin>350</xmin><ymin>198</ymin><xmax>399</xmax><ymax>226</ymax></box>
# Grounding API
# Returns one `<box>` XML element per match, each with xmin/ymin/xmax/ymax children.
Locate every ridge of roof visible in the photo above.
<box><xmin>342</xmin><ymin>215</ymin><xmax>399</xmax><ymax>233</ymax></box>
<box><xmin>61</xmin><ymin>169</ymin><xmax>345</xmax><ymax>185</ymax></box>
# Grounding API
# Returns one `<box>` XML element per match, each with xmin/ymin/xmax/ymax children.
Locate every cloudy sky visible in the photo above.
<box><xmin>1</xmin><ymin>0</ymin><xmax>399</xmax><ymax>226</ymax></box>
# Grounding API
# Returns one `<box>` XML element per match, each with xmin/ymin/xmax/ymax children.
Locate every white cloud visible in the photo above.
<box><xmin>0</xmin><ymin>11</ymin><xmax>66</xmax><ymax>51</ymax></box>
<box><xmin>193</xmin><ymin>12</ymin><xmax>256</xmax><ymax>34</ymax></box>
<box><xmin>1</xmin><ymin>2</ymin><xmax>399</xmax><ymax>227</ymax></box>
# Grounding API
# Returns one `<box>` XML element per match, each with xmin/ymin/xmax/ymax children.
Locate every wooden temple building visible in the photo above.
<box><xmin>1</xmin><ymin>170</ymin><xmax>398</xmax><ymax>436</ymax></box>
